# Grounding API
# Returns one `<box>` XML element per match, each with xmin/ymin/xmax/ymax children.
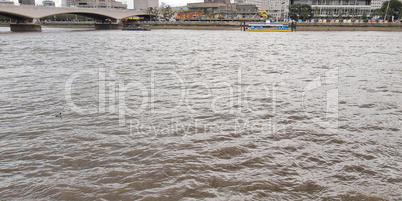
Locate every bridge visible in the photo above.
<box><xmin>0</xmin><ymin>5</ymin><xmax>147</xmax><ymax>32</ymax></box>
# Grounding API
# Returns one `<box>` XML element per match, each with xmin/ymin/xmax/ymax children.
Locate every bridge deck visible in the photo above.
<box><xmin>0</xmin><ymin>5</ymin><xmax>147</xmax><ymax>20</ymax></box>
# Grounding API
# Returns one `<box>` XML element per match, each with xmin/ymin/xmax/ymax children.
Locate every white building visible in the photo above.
<box><xmin>371</xmin><ymin>0</ymin><xmax>384</xmax><ymax>9</ymax></box>
<box><xmin>0</xmin><ymin>0</ymin><xmax>14</xmax><ymax>4</ymax></box>
<box><xmin>134</xmin><ymin>0</ymin><xmax>159</xmax><ymax>10</ymax></box>
<box><xmin>69</xmin><ymin>0</ymin><xmax>127</xmax><ymax>8</ymax></box>
<box><xmin>245</xmin><ymin>0</ymin><xmax>289</xmax><ymax>19</ymax></box>
<box><xmin>246</xmin><ymin>0</ymin><xmax>401</xmax><ymax>19</ymax></box>
<box><xmin>291</xmin><ymin>0</ymin><xmax>377</xmax><ymax>17</ymax></box>
<box><xmin>61</xmin><ymin>0</ymin><xmax>67</xmax><ymax>7</ymax></box>
<box><xmin>42</xmin><ymin>0</ymin><xmax>55</xmax><ymax>6</ymax></box>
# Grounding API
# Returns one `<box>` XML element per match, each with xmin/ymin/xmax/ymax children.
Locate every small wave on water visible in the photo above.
<box><xmin>0</xmin><ymin>30</ymin><xmax>401</xmax><ymax>200</ymax></box>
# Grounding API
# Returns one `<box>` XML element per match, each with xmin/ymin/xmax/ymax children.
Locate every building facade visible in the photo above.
<box><xmin>69</xmin><ymin>0</ymin><xmax>127</xmax><ymax>9</ymax></box>
<box><xmin>18</xmin><ymin>0</ymin><xmax>35</xmax><ymax>5</ymax></box>
<box><xmin>61</xmin><ymin>0</ymin><xmax>69</xmax><ymax>7</ymax></box>
<box><xmin>245</xmin><ymin>0</ymin><xmax>289</xmax><ymax>19</ymax></box>
<box><xmin>134</xmin><ymin>0</ymin><xmax>159</xmax><ymax>10</ymax></box>
<box><xmin>370</xmin><ymin>0</ymin><xmax>384</xmax><ymax>9</ymax></box>
<box><xmin>0</xmin><ymin>0</ymin><xmax>14</xmax><ymax>5</ymax></box>
<box><xmin>42</xmin><ymin>0</ymin><xmax>55</xmax><ymax>6</ymax></box>
<box><xmin>241</xmin><ymin>0</ymin><xmax>401</xmax><ymax>19</ymax></box>
<box><xmin>187</xmin><ymin>0</ymin><xmax>258</xmax><ymax>18</ymax></box>
<box><xmin>187</xmin><ymin>0</ymin><xmax>231</xmax><ymax>13</ymax></box>
<box><xmin>291</xmin><ymin>0</ymin><xmax>374</xmax><ymax>17</ymax></box>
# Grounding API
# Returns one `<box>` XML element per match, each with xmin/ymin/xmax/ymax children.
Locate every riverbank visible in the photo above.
<box><xmin>135</xmin><ymin>21</ymin><xmax>242</xmax><ymax>31</ymax></box>
<box><xmin>145</xmin><ymin>25</ymin><xmax>402</xmax><ymax>31</ymax></box>
<box><xmin>297</xmin><ymin>26</ymin><xmax>402</xmax><ymax>31</ymax></box>
<box><xmin>148</xmin><ymin>25</ymin><xmax>240</xmax><ymax>30</ymax></box>
<box><xmin>135</xmin><ymin>21</ymin><xmax>402</xmax><ymax>31</ymax></box>
<box><xmin>296</xmin><ymin>23</ymin><xmax>402</xmax><ymax>31</ymax></box>
<box><xmin>1</xmin><ymin>21</ymin><xmax>402</xmax><ymax>31</ymax></box>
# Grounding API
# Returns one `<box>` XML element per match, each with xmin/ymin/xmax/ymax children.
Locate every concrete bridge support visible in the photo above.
<box><xmin>95</xmin><ymin>19</ymin><xmax>122</xmax><ymax>30</ymax></box>
<box><xmin>9</xmin><ymin>19</ymin><xmax>41</xmax><ymax>32</ymax></box>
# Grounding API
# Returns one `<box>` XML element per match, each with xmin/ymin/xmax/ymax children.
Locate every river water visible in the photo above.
<box><xmin>0</xmin><ymin>27</ymin><xmax>401</xmax><ymax>200</ymax></box>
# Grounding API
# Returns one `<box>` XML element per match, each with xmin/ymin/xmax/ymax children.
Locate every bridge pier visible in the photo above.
<box><xmin>9</xmin><ymin>19</ymin><xmax>41</xmax><ymax>32</ymax></box>
<box><xmin>95</xmin><ymin>19</ymin><xmax>122</xmax><ymax>30</ymax></box>
<box><xmin>10</xmin><ymin>24</ymin><xmax>42</xmax><ymax>32</ymax></box>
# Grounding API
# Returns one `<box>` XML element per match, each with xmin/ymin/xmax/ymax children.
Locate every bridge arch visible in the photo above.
<box><xmin>0</xmin><ymin>5</ymin><xmax>147</xmax><ymax>31</ymax></box>
<box><xmin>0</xmin><ymin>10</ymin><xmax>34</xmax><ymax>21</ymax></box>
<box><xmin>40</xmin><ymin>12</ymin><xmax>119</xmax><ymax>21</ymax></box>
<box><xmin>0</xmin><ymin>5</ymin><xmax>147</xmax><ymax>21</ymax></box>
<box><xmin>0</xmin><ymin>11</ymin><xmax>147</xmax><ymax>23</ymax></box>
<box><xmin>0</xmin><ymin>11</ymin><xmax>120</xmax><ymax>21</ymax></box>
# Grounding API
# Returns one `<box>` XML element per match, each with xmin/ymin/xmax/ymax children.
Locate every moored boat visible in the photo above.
<box><xmin>246</xmin><ymin>20</ymin><xmax>293</xmax><ymax>32</ymax></box>
<box><xmin>122</xmin><ymin>26</ymin><xmax>151</xmax><ymax>31</ymax></box>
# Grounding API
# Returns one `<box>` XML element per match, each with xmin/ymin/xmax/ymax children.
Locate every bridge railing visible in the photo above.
<box><xmin>0</xmin><ymin>4</ymin><xmax>141</xmax><ymax>11</ymax></box>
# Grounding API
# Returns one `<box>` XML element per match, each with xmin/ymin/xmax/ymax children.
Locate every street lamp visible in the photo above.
<box><xmin>281</xmin><ymin>1</ymin><xmax>286</xmax><ymax>22</ymax></box>
<box><xmin>384</xmin><ymin>0</ymin><xmax>391</xmax><ymax>22</ymax></box>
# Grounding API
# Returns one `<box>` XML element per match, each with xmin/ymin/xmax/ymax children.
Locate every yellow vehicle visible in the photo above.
<box><xmin>259</xmin><ymin>10</ymin><xmax>268</xmax><ymax>19</ymax></box>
